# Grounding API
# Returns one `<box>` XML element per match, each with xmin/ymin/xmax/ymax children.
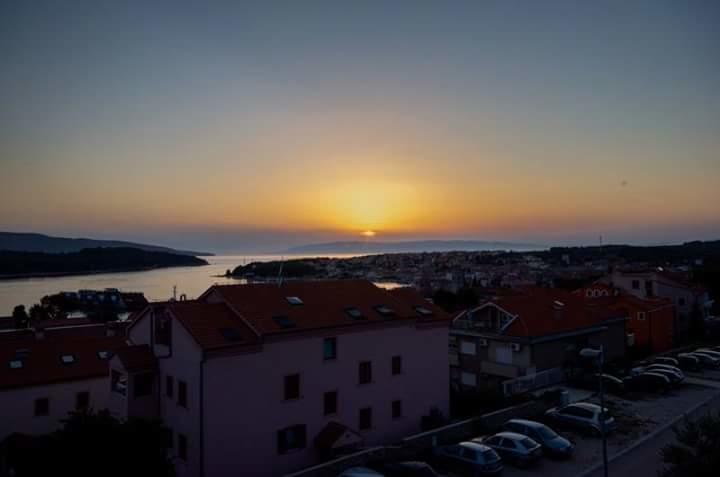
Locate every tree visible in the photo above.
<box><xmin>4</xmin><ymin>410</ymin><xmax>174</xmax><ymax>477</ymax></box>
<box><xmin>12</xmin><ymin>304</ymin><xmax>28</xmax><ymax>328</ymax></box>
<box><xmin>659</xmin><ymin>412</ymin><xmax>720</xmax><ymax>477</ymax></box>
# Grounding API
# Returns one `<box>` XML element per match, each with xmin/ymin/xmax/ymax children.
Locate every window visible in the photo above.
<box><xmin>60</xmin><ymin>354</ymin><xmax>76</xmax><ymax>365</ymax></box>
<box><xmin>637</xmin><ymin>312</ymin><xmax>646</xmax><ymax>321</ymax></box>
<box><xmin>286</xmin><ymin>296</ymin><xmax>303</xmax><ymax>306</ymax></box>
<box><xmin>358</xmin><ymin>361</ymin><xmax>372</xmax><ymax>384</ymax></box>
<box><xmin>277</xmin><ymin>424</ymin><xmax>307</xmax><ymax>454</ymax></box>
<box><xmin>460</xmin><ymin>340</ymin><xmax>477</xmax><ymax>355</ymax></box>
<box><xmin>374</xmin><ymin>305</ymin><xmax>395</xmax><ymax>317</ymax></box>
<box><xmin>155</xmin><ymin>314</ymin><xmax>172</xmax><ymax>346</ymax></box>
<box><xmin>415</xmin><ymin>306</ymin><xmax>433</xmax><ymax>317</ymax></box>
<box><xmin>76</xmin><ymin>391</ymin><xmax>90</xmax><ymax>410</ymax></box>
<box><xmin>359</xmin><ymin>407</ymin><xmax>372</xmax><ymax>430</ymax></box>
<box><xmin>166</xmin><ymin>375</ymin><xmax>174</xmax><ymax>398</ymax></box>
<box><xmin>392</xmin><ymin>400</ymin><xmax>402</xmax><ymax>419</ymax></box>
<box><xmin>392</xmin><ymin>355</ymin><xmax>402</xmax><ymax>375</ymax></box>
<box><xmin>178</xmin><ymin>433</ymin><xmax>188</xmax><ymax>461</ymax></box>
<box><xmin>97</xmin><ymin>351</ymin><xmax>111</xmax><ymax>360</ymax></box>
<box><xmin>631</xmin><ymin>280</ymin><xmax>640</xmax><ymax>290</ymax></box>
<box><xmin>178</xmin><ymin>380</ymin><xmax>187</xmax><ymax>408</ymax></box>
<box><xmin>134</xmin><ymin>372</ymin><xmax>154</xmax><ymax>398</ymax></box>
<box><xmin>345</xmin><ymin>307</ymin><xmax>366</xmax><ymax>320</ymax></box>
<box><xmin>284</xmin><ymin>374</ymin><xmax>300</xmax><ymax>400</ymax></box>
<box><xmin>112</xmin><ymin>370</ymin><xmax>127</xmax><ymax>396</ymax></box>
<box><xmin>461</xmin><ymin>371</ymin><xmax>477</xmax><ymax>387</ymax></box>
<box><xmin>323</xmin><ymin>391</ymin><xmax>338</xmax><ymax>415</ymax></box>
<box><xmin>34</xmin><ymin>398</ymin><xmax>49</xmax><ymax>417</ymax></box>
<box><xmin>678</xmin><ymin>297</ymin><xmax>686</xmax><ymax>306</ymax></box>
<box><xmin>323</xmin><ymin>337</ymin><xmax>337</xmax><ymax>361</ymax></box>
<box><xmin>9</xmin><ymin>359</ymin><xmax>23</xmax><ymax>369</ymax></box>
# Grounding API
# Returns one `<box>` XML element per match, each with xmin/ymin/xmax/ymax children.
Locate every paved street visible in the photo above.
<box><xmin>585</xmin><ymin>393</ymin><xmax>720</xmax><ymax>477</ymax></box>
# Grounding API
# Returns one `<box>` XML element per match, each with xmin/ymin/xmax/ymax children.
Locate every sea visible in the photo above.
<box><xmin>0</xmin><ymin>255</ymin><xmax>407</xmax><ymax>315</ymax></box>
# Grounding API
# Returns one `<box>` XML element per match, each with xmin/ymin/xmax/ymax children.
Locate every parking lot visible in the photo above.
<box><xmin>497</xmin><ymin>383</ymin><xmax>720</xmax><ymax>477</ymax></box>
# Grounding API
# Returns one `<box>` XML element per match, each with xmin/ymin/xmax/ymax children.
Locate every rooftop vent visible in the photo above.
<box><xmin>286</xmin><ymin>296</ymin><xmax>303</xmax><ymax>306</ymax></box>
<box><xmin>9</xmin><ymin>359</ymin><xmax>23</xmax><ymax>369</ymax></box>
<box><xmin>345</xmin><ymin>307</ymin><xmax>366</xmax><ymax>320</ymax></box>
<box><xmin>273</xmin><ymin>315</ymin><xmax>296</xmax><ymax>329</ymax></box>
<box><xmin>219</xmin><ymin>327</ymin><xmax>244</xmax><ymax>342</ymax></box>
<box><xmin>414</xmin><ymin>306</ymin><xmax>433</xmax><ymax>317</ymax></box>
<box><xmin>374</xmin><ymin>305</ymin><xmax>395</xmax><ymax>318</ymax></box>
<box><xmin>60</xmin><ymin>354</ymin><xmax>76</xmax><ymax>365</ymax></box>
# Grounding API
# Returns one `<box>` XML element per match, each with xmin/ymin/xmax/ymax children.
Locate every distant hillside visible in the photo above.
<box><xmin>0</xmin><ymin>232</ymin><xmax>212</xmax><ymax>256</ymax></box>
<box><xmin>0</xmin><ymin>247</ymin><xmax>208</xmax><ymax>279</ymax></box>
<box><xmin>283</xmin><ymin>240</ymin><xmax>541</xmax><ymax>255</ymax></box>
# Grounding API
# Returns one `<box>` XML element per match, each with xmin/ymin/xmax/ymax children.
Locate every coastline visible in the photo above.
<box><xmin>0</xmin><ymin>263</ymin><xmax>208</xmax><ymax>281</ymax></box>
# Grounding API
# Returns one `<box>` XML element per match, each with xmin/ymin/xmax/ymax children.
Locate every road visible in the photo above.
<box><xmin>585</xmin><ymin>392</ymin><xmax>720</xmax><ymax>477</ymax></box>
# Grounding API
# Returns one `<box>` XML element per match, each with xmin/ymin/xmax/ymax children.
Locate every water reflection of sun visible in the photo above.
<box><xmin>362</xmin><ymin>230</ymin><xmax>376</xmax><ymax>238</ymax></box>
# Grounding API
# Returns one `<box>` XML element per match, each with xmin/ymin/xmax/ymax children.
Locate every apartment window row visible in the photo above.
<box><xmin>164</xmin><ymin>375</ymin><xmax>188</xmax><ymax>408</ymax></box>
<box><xmin>33</xmin><ymin>391</ymin><xmax>90</xmax><ymax>417</ymax></box>
<box><xmin>165</xmin><ymin>427</ymin><xmax>188</xmax><ymax>461</ymax></box>
<box><xmin>276</xmin><ymin>401</ymin><xmax>403</xmax><ymax>455</ymax></box>
<box><xmin>283</xmin><ymin>356</ymin><xmax>403</xmax><ymax>401</ymax></box>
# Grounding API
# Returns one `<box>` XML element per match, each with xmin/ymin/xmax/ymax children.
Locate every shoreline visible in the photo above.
<box><xmin>0</xmin><ymin>263</ymin><xmax>208</xmax><ymax>281</ymax></box>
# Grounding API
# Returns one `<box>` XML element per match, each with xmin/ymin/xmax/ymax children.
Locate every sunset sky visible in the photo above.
<box><xmin>1</xmin><ymin>1</ymin><xmax>718</xmax><ymax>253</ymax></box>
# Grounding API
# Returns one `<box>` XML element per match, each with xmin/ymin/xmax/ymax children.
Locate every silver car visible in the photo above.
<box><xmin>545</xmin><ymin>402</ymin><xmax>615</xmax><ymax>436</ymax></box>
<box><xmin>476</xmin><ymin>431</ymin><xmax>542</xmax><ymax>468</ymax></box>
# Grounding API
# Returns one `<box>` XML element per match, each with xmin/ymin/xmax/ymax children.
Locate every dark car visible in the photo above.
<box><xmin>502</xmin><ymin>419</ymin><xmax>574</xmax><ymax>458</ymax></box>
<box><xmin>476</xmin><ymin>432</ymin><xmax>542</xmax><ymax>468</ymax></box>
<box><xmin>432</xmin><ymin>442</ymin><xmax>503</xmax><ymax>476</ymax></box>
<box><xmin>676</xmin><ymin>353</ymin><xmax>701</xmax><ymax>372</ymax></box>
<box><xmin>625</xmin><ymin>372</ymin><xmax>671</xmax><ymax>393</ymax></box>
<box><xmin>377</xmin><ymin>461</ymin><xmax>444</xmax><ymax>477</ymax></box>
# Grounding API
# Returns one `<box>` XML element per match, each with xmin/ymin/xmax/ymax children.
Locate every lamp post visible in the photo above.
<box><xmin>580</xmin><ymin>346</ymin><xmax>608</xmax><ymax>477</ymax></box>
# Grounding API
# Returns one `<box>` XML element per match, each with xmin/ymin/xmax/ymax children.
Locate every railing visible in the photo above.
<box><xmin>502</xmin><ymin>367</ymin><xmax>565</xmax><ymax>396</ymax></box>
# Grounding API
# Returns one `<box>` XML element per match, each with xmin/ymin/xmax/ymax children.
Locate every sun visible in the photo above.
<box><xmin>361</xmin><ymin>230</ymin><xmax>376</xmax><ymax>238</ymax></box>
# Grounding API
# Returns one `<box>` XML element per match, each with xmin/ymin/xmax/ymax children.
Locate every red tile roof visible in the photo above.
<box><xmin>166</xmin><ymin>301</ymin><xmax>259</xmax><ymax>350</ymax></box>
<box><xmin>486</xmin><ymin>287</ymin><xmax>625</xmax><ymax>337</ymax></box>
<box><xmin>205</xmin><ymin>280</ymin><xmax>450</xmax><ymax>336</ymax></box>
<box><xmin>0</xmin><ymin>335</ymin><xmax>125</xmax><ymax>390</ymax></box>
<box><xmin>115</xmin><ymin>344</ymin><xmax>157</xmax><ymax>372</ymax></box>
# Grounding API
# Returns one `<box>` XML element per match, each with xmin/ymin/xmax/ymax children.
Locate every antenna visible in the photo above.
<box><xmin>599</xmin><ymin>235</ymin><xmax>603</xmax><ymax>246</ymax></box>
<box><xmin>172</xmin><ymin>285</ymin><xmax>177</xmax><ymax>301</ymax></box>
<box><xmin>277</xmin><ymin>257</ymin><xmax>285</xmax><ymax>287</ymax></box>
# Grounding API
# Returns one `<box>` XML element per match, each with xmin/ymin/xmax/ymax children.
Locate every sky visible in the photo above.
<box><xmin>1</xmin><ymin>1</ymin><xmax>718</xmax><ymax>253</ymax></box>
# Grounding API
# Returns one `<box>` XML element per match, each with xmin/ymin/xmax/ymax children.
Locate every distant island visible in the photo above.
<box><xmin>281</xmin><ymin>239</ymin><xmax>542</xmax><ymax>255</ymax></box>
<box><xmin>0</xmin><ymin>232</ymin><xmax>213</xmax><ymax>256</ymax></box>
<box><xmin>0</xmin><ymin>247</ymin><xmax>208</xmax><ymax>279</ymax></box>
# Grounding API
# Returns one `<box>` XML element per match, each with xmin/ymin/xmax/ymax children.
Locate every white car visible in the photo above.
<box><xmin>545</xmin><ymin>402</ymin><xmax>615</xmax><ymax>436</ymax></box>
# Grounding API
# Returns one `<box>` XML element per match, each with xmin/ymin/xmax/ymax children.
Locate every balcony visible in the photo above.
<box><xmin>480</xmin><ymin>361</ymin><xmax>523</xmax><ymax>378</ymax></box>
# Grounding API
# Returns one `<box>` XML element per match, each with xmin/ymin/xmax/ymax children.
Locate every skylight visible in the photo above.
<box><xmin>273</xmin><ymin>315</ymin><xmax>296</xmax><ymax>329</ymax></box>
<box><xmin>286</xmin><ymin>296</ymin><xmax>303</xmax><ymax>306</ymax></box>
<box><xmin>9</xmin><ymin>360</ymin><xmax>23</xmax><ymax>369</ymax></box>
<box><xmin>60</xmin><ymin>354</ymin><xmax>76</xmax><ymax>365</ymax></box>
<box><xmin>374</xmin><ymin>305</ymin><xmax>395</xmax><ymax>317</ymax></box>
<box><xmin>219</xmin><ymin>327</ymin><xmax>244</xmax><ymax>342</ymax></box>
<box><xmin>345</xmin><ymin>307</ymin><xmax>366</xmax><ymax>320</ymax></box>
<box><xmin>415</xmin><ymin>306</ymin><xmax>433</xmax><ymax>316</ymax></box>
<box><xmin>97</xmin><ymin>351</ymin><xmax>111</xmax><ymax>360</ymax></box>
<box><xmin>553</xmin><ymin>301</ymin><xmax>565</xmax><ymax>308</ymax></box>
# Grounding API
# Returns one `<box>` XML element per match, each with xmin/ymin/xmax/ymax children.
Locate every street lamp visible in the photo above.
<box><xmin>580</xmin><ymin>346</ymin><xmax>609</xmax><ymax>477</ymax></box>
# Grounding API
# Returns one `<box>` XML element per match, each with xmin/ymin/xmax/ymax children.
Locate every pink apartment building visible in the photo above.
<box><xmin>110</xmin><ymin>280</ymin><xmax>451</xmax><ymax>477</ymax></box>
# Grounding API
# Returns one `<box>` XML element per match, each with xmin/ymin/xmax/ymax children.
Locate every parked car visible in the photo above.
<box><xmin>695</xmin><ymin>349</ymin><xmax>720</xmax><ymax>359</ymax></box>
<box><xmin>432</xmin><ymin>442</ymin><xmax>503</xmax><ymax>476</ymax></box>
<box><xmin>375</xmin><ymin>461</ymin><xmax>444</xmax><ymax>477</ymax></box>
<box><xmin>645</xmin><ymin>364</ymin><xmax>684</xmax><ymax>382</ymax></box>
<box><xmin>339</xmin><ymin>467</ymin><xmax>385</xmax><ymax>477</ymax></box>
<box><xmin>688</xmin><ymin>351</ymin><xmax>720</xmax><ymax>368</ymax></box>
<box><xmin>502</xmin><ymin>419</ymin><xmax>574</xmax><ymax>458</ymax></box>
<box><xmin>545</xmin><ymin>402</ymin><xmax>615</xmax><ymax>436</ymax></box>
<box><xmin>476</xmin><ymin>432</ymin><xmax>542</xmax><ymax>468</ymax></box>
<box><xmin>654</xmin><ymin>356</ymin><xmax>680</xmax><ymax>367</ymax></box>
<box><xmin>572</xmin><ymin>373</ymin><xmax>625</xmax><ymax>395</ymax></box>
<box><xmin>625</xmin><ymin>372</ymin><xmax>671</xmax><ymax>393</ymax></box>
<box><xmin>643</xmin><ymin>367</ymin><xmax>683</xmax><ymax>387</ymax></box>
<box><xmin>676</xmin><ymin>353</ymin><xmax>701</xmax><ymax>372</ymax></box>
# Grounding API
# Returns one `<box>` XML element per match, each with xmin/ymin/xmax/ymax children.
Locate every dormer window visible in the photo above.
<box><xmin>374</xmin><ymin>305</ymin><xmax>395</xmax><ymax>317</ymax></box>
<box><xmin>61</xmin><ymin>354</ymin><xmax>76</xmax><ymax>365</ymax></box>
<box><xmin>286</xmin><ymin>296</ymin><xmax>303</xmax><ymax>306</ymax></box>
<box><xmin>415</xmin><ymin>306</ymin><xmax>433</xmax><ymax>317</ymax></box>
<box><xmin>345</xmin><ymin>307</ymin><xmax>366</xmax><ymax>320</ymax></box>
<box><xmin>97</xmin><ymin>351</ymin><xmax>111</xmax><ymax>360</ymax></box>
<box><xmin>9</xmin><ymin>359</ymin><xmax>23</xmax><ymax>369</ymax></box>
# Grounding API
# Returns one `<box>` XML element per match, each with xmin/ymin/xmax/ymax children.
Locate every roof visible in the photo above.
<box><xmin>204</xmin><ymin>280</ymin><xmax>450</xmax><ymax>336</ymax></box>
<box><xmin>115</xmin><ymin>344</ymin><xmax>156</xmax><ymax>372</ymax></box>
<box><xmin>494</xmin><ymin>431</ymin><xmax>528</xmax><ymax>440</ymax></box>
<box><xmin>487</xmin><ymin>288</ymin><xmax>620</xmax><ymax>337</ymax></box>
<box><xmin>0</xmin><ymin>334</ymin><xmax>125</xmax><ymax>390</ymax></box>
<box><xmin>166</xmin><ymin>301</ymin><xmax>259</xmax><ymax>350</ymax></box>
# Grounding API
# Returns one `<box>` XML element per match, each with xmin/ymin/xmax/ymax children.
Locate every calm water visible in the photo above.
<box><xmin>0</xmin><ymin>255</ymin><xmax>404</xmax><ymax>315</ymax></box>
